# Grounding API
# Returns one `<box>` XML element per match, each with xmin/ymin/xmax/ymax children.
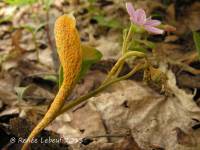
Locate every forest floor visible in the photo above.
<box><xmin>0</xmin><ymin>0</ymin><xmax>200</xmax><ymax>150</ymax></box>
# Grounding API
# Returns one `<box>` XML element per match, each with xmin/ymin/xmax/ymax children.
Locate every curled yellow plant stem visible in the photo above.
<box><xmin>22</xmin><ymin>14</ymin><xmax>82</xmax><ymax>150</ymax></box>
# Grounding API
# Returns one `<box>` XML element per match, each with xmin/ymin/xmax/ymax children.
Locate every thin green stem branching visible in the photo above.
<box><xmin>122</xmin><ymin>24</ymin><xmax>134</xmax><ymax>55</ymax></box>
<box><xmin>103</xmin><ymin>51</ymin><xmax>145</xmax><ymax>83</ymax></box>
<box><xmin>58</xmin><ymin>62</ymin><xmax>147</xmax><ymax>116</ymax></box>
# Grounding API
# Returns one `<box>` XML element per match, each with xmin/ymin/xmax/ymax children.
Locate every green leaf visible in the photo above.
<box><xmin>131</xmin><ymin>24</ymin><xmax>145</xmax><ymax>33</ymax></box>
<box><xmin>93</xmin><ymin>15</ymin><xmax>121</xmax><ymax>29</ymax></box>
<box><xmin>43</xmin><ymin>74</ymin><xmax>57</xmax><ymax>83</ymax></box>
<box><xmin>193</xmin><ymin>31</ymin><xmax>200</xmax><ymax>60</ymax></box>
<box><xmin>81</xmin><ymin>44</ymin><xmax>102</xmax><ymax>62</ymax></box>
<box><xmin>4</xmin><ymin>0</ymin><xmax>38</xmax><ymax>5</ymax></box>
<box><xmin>58</xmin><ymin>44</ymin><xmax>102</xmax><ymax>87</ymax></box>
<box><xmin>14</xmin><ymin>85</ymin><xmax>33</xmax><ymax>101</ymax></box>
<box><xmin>35</xmin><ymin>23</ymin><xmax>47</xmax><ymax>33</ymax></box>
<box><xmin>129</xmin><ymin>40</ymin><xmax>147</xmax><ymax>53</ymax></box>
<box><xmin>20</xmin><ymin>24</ymin><xmax>35</xmax><ymax>33</ymax></box>
<box><xmin>136</xmin><ymin>39</ymin><xmax>156</xmax><ymax>49</ymax></box>
<box><xmin>0</xmin><ymin>16</ymin><xmax>12</xmax><ymax>24</ymax></box>
<box><xmin>78</xmin><ymin>44</ymin><xmax>102</xmax><ymax>80</ymax></box>
<box><xmin>43</xmin><ymin>0</ymin><xmax>54</xmax><ymax>10</ymax></box>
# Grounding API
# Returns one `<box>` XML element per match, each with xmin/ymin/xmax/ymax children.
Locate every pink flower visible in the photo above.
<box><xmin>126</xmin><ymin>2</ymin><xmax>164</xmax><ymax>35</ymax></box>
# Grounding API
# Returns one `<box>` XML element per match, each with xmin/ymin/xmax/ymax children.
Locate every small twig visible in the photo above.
<box><xmin>45</xmin><ymin>11</ymin><xmax>54</xmax><ymax>51</ymax></box>
<box><xmin>168</xmin><ymin>59</ymin><xmax>200</xmax><ymax>75</ymax></box>
<box><xmin>45</xmin><ymin>10</ymin><xmax>59</xmax><ymax>71</ymax></box>
<box><xmin>85</xmin><ymin>133</ymin><xmax>131</xmax><ymax>139</ymax></box>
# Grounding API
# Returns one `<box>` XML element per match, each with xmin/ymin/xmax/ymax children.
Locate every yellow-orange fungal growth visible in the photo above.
<box><xmin>22</xmin><ymin>14</ymin><xmax>82</xmax><ymax>150</ymax></box>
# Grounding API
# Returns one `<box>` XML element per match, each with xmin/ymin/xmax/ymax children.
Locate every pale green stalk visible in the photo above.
<box><xmin>58</xmin><ymin>62</ymin><xmax>146</xmax><ymax>115</ymax></box>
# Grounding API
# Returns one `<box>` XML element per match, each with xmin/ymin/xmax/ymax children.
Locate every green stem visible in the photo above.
<box><xmin>112</xmin><ymin>24</ymin><xmax>134</xmax><ymax>78</ymax></box>
<box><xmin>103</xmin><ymin>51</ymin><xmax>145</xmax><ymax>83</ymax></box>
<box><xmin>122</xmin><ymin>24</ymin><xmax>134</xmax><ymax>55</ymax></box>
<box><xmin>58</xmin><ymin>62</ymin><xmax>146</xmax><ymax>116</ymax></box>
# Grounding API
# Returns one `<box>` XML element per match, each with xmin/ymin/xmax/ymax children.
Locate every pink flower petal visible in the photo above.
<box><xmin>126</xmin><ymin>2</ymin><xmax>135</xmax><ymax>18</ymax></box>
<box><xmin>134</xmin><ymin>9</ymin><xmax>146</xmax><ymax>25</ymax></box>
<box><xmin>144</xmin><ymin>26</ymin><xmax>164</xmax><ymax>34</ymax></box>
<box><xmin>144</xmin><ymin>19</ymin><xmax>161</xmax><ymax>26</ymax></box>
